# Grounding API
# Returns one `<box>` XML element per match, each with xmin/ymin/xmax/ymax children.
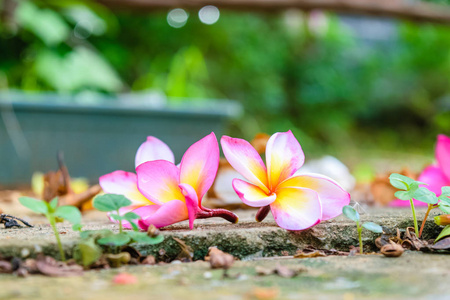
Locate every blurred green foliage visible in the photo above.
<box><xmin>1</xmin><ymin>0</ymin><xmax>450</xmax><ymax>157</ymax></box>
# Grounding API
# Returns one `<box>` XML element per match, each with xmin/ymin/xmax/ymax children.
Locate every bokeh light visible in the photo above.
<box><xmin>198</xmin><ymin>6</ymin><xmax>220</xmax><ymax>25</ymax></box>
<box><xmin>167</xmin><ymin>8</ymin><xmax>189</xmax><ymax>28</ymax></box>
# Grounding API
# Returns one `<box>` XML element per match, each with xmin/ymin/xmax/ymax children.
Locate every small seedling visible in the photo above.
<box><xmin>390</xmin><ymin>174</ymin><xmax>450</xmax><ymax>238</ymax></box>
<box><xmin>73</xmin><ymin>194</ymin><xmax>164</xmax><ymax>267</ymax></box>
<box><xmin>389</xmin><ymin>174</ymin><xmax>439</xmax><ymax>237</ymax></box>
<box><xmin>19</xmin><ymin>197</ymin><xmax>82</xmax><ymax>261</ymax></box>
<box><xmin>342</xmin><ymin>205</ymin><xmax>383</xmax><ymax>254</ymax></box>
<box><xmin>93</xmin><ymin>194</ymin><xmax>141</xmax><ymax>233</ymax></box>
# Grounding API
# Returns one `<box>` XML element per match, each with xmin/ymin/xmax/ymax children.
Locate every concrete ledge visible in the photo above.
<box><xmin>0</xmin><ymin>208</ymin><xmax>443</xmax><ymax>260</ymax></box>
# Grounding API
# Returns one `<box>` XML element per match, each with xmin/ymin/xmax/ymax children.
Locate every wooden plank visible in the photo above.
<box><xmin>95</xmin><ymin>0</ymin><xmax>450</xmax><ymax>24</ymax></box>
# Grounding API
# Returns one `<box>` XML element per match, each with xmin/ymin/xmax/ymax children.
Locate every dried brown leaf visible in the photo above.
<box><xmin>173</xmin><ymin>237</ymin><xmax>193</xmax><ymax>262</ymax></box>
<box><xmin>206</xmin><ymin>247</ymin><xmax>234</xmax><ymax>270</ymax></box>
<box><xmin>381</xmin><ymin>241</ymin><xmax>404</xmax><ymax>257</ymax></box>
<box><xmin>255</xmin><ymin>266</ymin><xmax>273</xmax><ymax>276</ymax></box>
<box><xmin>36</xmin><ymin>255</ymin><xmax>83</xmax><ymax>277</ymax></box>
<box><xmin>431</xmin><ymin>237</ymin><xmax>450</xmax><ymax>250</ymax></box>
<box><xmin>294</xmin><ymin>250</ymin><xmax>326</xmax><ymax>258</ymax></box>
<box><xmin>274</xmin><ymin>264</ymin><xmax>304</xmax><ymax>278</ymax></box>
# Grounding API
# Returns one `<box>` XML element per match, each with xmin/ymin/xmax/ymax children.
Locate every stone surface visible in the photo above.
<box><xmin>0</xmin><ymin>208</ymin><xmax>443</xmax><ymax>260</ymax></box>
<box><xmin>0</xmin><ymin>252</ymin><xmax>448</xmax><ymax>300</ymax></box>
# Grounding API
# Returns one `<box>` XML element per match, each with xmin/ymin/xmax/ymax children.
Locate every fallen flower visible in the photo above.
<box><xmin>221</xmin><ymin>131</ymin><xmax>350</xmax><ymax>230</ymax></box>
<box><xmin>100</xmin><ymin>133</ymin><xmax>238</xmax><ymax>229</ymax></box>
<box><xmin>417</xmin><ymin>134</ymin><xmax>450</xmax><ymax>199</ymax></box>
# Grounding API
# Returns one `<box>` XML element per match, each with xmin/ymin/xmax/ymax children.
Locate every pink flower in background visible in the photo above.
<box><xmin>221</xmin><ymin>130</ymin><xmax>350</xmax><ymax>230</ymax></box>
<box><xmin>390</xmin><ymin>134</ymin><xmax>450</xmax><ymax>207</ymax></box>
<box><xmin>418</xmin><ymin>134</ymin><xmax>450</xmax><ymax>195</ymax></box>
<box><xmin>100</xmin><ymin>133</ymin><xmax>237</xmax><ymax>229</ymax></box>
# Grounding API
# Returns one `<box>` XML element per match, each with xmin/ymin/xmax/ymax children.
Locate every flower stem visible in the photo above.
<box><xmin>419</xmin><ymin>204</ymin><xmax>433</xmax><ymax>238</ymax></box>
<box><xmin>255</xmin><ymin>205</ymin><xmax>271</xmax><ymax>222</ymax></box>
<box><xmin>117</xmin><ymin>210</ymin><xmax>123</xmax><ymax>234</ymax></box>
<box><xmin>196</xmin><ymin>208</ymin><xmax>239</xmax><ymax>223</ymax></box>
<box><xmin>357</xmin><ymin>221</ymin><xmax>363</xmax><ymax>255</ymax></box>
<box><xmin>410</xmin><ymin>198</ymin><xmax>419</xmax><ymax>237</ymax></box>
<box><xmin>49</xmin><ymin>215</ymin><xmax>65</xmax><ymax>261</ymax></box>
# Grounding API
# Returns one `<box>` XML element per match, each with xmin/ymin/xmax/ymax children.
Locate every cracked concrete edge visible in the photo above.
<box><xmin>0</xmin><ymin>214</ymin><xmax>443</xmax><ymax>261</ymax></box>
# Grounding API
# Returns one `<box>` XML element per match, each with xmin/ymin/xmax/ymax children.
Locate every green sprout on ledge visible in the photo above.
<box><xmin>342</xmin><ymin>205</ymin><xmax>383</xmax><ymax>254</ymax></box>
<box><xmin>19</xmin><ymin>197</ymin><xmax>82</xmax><ymax>261</ymax></box>
<box><xmin>389</xmin><ymin>174</ymin><xmax>448</xmax><ymax>237</ymax></box>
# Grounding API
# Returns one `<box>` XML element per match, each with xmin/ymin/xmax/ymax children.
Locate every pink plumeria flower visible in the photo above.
<box><xmin>99</xmin><ymin>136</ymin><xmax>174</xmax><ymax>226</ymax></box>
<box><xmin>100</xmin><ymin>133</ymin><xmax>238</xmax><ymax>230</ymax></box>
<box><xmin>390</xmin><ymin>134</ymin><xmax>450</xmax><ymax>207</ymax></box>
<box><xmin>220</xmin><ymin>130</ymin><xmax>350</xmax><ymax>230</ymax></box>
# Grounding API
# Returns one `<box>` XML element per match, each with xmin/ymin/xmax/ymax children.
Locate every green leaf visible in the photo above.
<box><xmin>49</xmin><ymin>198</ymin><xmax>58</xmax><ymax>211</ymax></box>
<box><xmin>126</xmin><ymin>231</ymin><xmax>164</xmax><ymax>245</ymax></box>
<box><xmin>93</xmin><ymin>194</ymin><xmax>132</xmax><ymax>212</ymax></box>
<box><xmin>435</xmin><ymin>225</ymin><xmax>450</xmax><ymax>243</ymax></box>
<box><xmin>15</xmin><ymin>1</ymin><xmax>70</xmax><ymax>46</ymax></box>
<box><xmin>441</xmin><ymin>186</ymin><xmax>450</xmax><ymax>197</ymax></box>
<box><xmin>55</xmin><ymin>206</ymin><xmax>82</xmax><ymax>225</ymax></box>
<box><xmin>110</xmin><ymin>214</ymin><xmax>126</xmax><ymax>221</ymax></box>
<box><xmin>80</xmin><ymin>229</ymin><xmax>113</xmax><ymax>240</ymax></box>
<box><xmin>19</xmin><ymin>197</ymin><xmax>49</xmax><ymax>214</ymax></box>
<box><xmin>362</xmin><ymin>222</ymin><xmax>383</xmax><ymax>233</ymax></box>
<box><xmin>123</xmin><ymin>212</ymin><xmax>140</xmax><ymax>222</ymax></box>
<box><xmin>389</xmin><ymin>173</ymin><xmax>414</xmax><ymax>190</ymax></box>
<box><xmin>413</xmin><ymin>187</ymin><xmax>438</xmax><ymax>205</ymax></box>
<box><xmin>129</xmin><ymin>221</ymin><xmax>139</xmax><ymax>231</ymax></box>
<box><xmin>439</xmin><ymin>202</ymin><xmax>450</xmax><ymax>214</ymax></box>
<box><xmin>394</xmin><ymin>190</ymin><xmax>413</xmax><ymax>201</ymax></box>
<box><xmin>97</xmin><ymin>233</ymin><xmax>131</xmax><ymax>246</ymax></box>
<box><xmin>342</xmin><ymin>205</ymin><xmax>359</xmax><ymax>222</ymax></box>
<box><xmin>72</xmin><ymin>224</ymin><xmax>83</xmax><ymax>232</ymax></box>
<box><xmin>73</xmin><ymin>239</ymin><xmax>102</xmax><ymax>267</ymax></box>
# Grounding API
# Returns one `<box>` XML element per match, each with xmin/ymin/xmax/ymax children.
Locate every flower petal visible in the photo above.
<box><xmin>436</xmin><ymin>134</ymin><xmax>450</xmax><ymax>180</ymax></box>
<box><xmin>266</xmin><ymin>131</ymin><xmax>305</xmax><ymax>190</ymax></box>
<box><xmin>417</xmin><ymin>165</ymin><xmax>450</xmax><ymax>196</ymax></box>
<box><xmin>232</xmin><ymin>179</ymin><xmax>276</xmax><ymax>207</ymax></box>
<box><xmin>99</xmin><ymin>171</ymin><xmax>152</xmax><ymax>205</ymax></box>
<box><xmin>220</xmin><ymin>135</ymin><xmax>269</xmax><ymax>193</ymax></box>
<box><xmin>136</xmin><ymin>160</ymin><xmax>184</xmax><ymax>205</ymax></box>
<box><xmin>179</xmin><ymin>183</ymin><xmax>200</xmax><ymax>229</ymax></box>
<box><xmin>179</xmin><ymin>133</ymin><xmax>220</xmax><ymax>203</ymax></box>
<box><xmin>135</xmin><ymin>136</ymin><xmax>175</xmax><ymax>168</ymax></box>
<box><xmin>277</xmin><ymin>174</ymin><xmax>350</xmax><ymax>220</ymax></box>
<box><xmin>270</xmin><ymin>187</ymin><xmax>322</xmax><ymax>230</ymax></box>
<box><xmin>136</xmin><ymin>201</ymin><xmax>188</xmax><ymax>230</ymax></box>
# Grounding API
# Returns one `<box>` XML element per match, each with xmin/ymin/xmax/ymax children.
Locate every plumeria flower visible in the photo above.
<box><xmin>390</xmin><ymin>135</ymin><xmax>450</xmax><ymax>207</ymax></box>
<box><xmin>99</xmin><ymin>136</ymin><xmax>175</xmax><ymax>225</ymax></box>
<box><xmin>99</xmin><ymin>133</ymin><xmax>238</xmax><ymax>230</ymax></box>
<box><xmin>220</xmin><ymin>130</ymin><xmax>350</xmax><ymax>230</ymax></box>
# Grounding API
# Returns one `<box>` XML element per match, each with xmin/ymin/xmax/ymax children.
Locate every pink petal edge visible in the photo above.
<box><xmin>179</xmin><ymin>133</ymin><xmax>220</xmax><ymax>205</ymax></box>
<box><xmin>137</xmin><ymin>200</ymin><xmax>188</xmax><ymax>230</ymax></box>
<box><xmin>265</xmin><ymin>130</ymin><xmax>305</xmax><ymax>190</ymax></box>
<box><xmin>99</xmin><ymin>171</ymin><xmax>152</xmax><ymax>205</ymax></box>
<box><xmin>270</xmin><ymin>187</ymin><xmax>322</xmax><ymax>231</ymax></box>
<box><xmin>232</xmin><ymin>178</ymin><xmax>276</xmax><ymax>207</ymax></box>
<box><xmin>436</xmin><ymin>134</ymin><xmax>450</xmax><ymax>180</ymax></box>
<box><xmin>136</xmin><ymin>160</ymin><xmax>184</xmax><ymax>205</ymax></box>
<box><xmin>135</xmin><ymin>136</ymin><xmax>175</xmax><ymax>168</ymax></box>
<box><xmin>277</xmin><ymin>173</ymin><xmax>350</xmax><ymax>221</ymax></box>
<box><xmin>179</xmin><ymin>183</ymin><xmax>200</xmax><ymax>229</ymax></box>
<box><xmin>220</xmin><ymin>135</ymin><xmax>269</xmax><ymax>193</ymax></box>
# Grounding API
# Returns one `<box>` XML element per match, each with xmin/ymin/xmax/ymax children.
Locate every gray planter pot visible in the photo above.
<box><xmin>0</xmin><ymin>91</ymin><xmax>242</xmax><ymax>185</ymax></box>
